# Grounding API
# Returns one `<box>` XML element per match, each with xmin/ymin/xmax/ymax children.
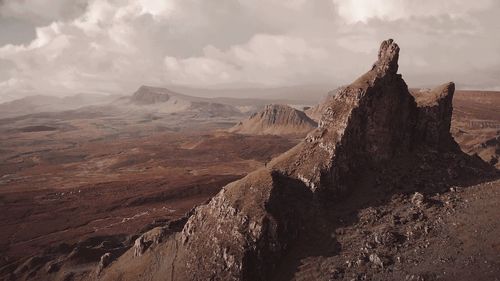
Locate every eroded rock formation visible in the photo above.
<box><xmin>91</xmin><ymin>40</ymin><xmax>498</xmax><ymax>281</ymax></box>
<box><xmin>229</xmin><ymin>104</ymin><xmax>317</xmax><ymax>136</ymax></box>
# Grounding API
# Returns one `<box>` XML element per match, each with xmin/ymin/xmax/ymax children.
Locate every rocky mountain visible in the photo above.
<box><xmin>89</xmin><ymin>39</ymin><xmax>496</xmax><ymax>281</ymax></box>
<box><xmin>0</xmin><ymin>86</ymin><xmax>313</xmax><ymax>121</ymax></box>
<box><xmin>117</xmin><ymin>86</ymin><xmax>243</xmax><ymax>118</ymax></box>
<box><xmin>6</xmin><ymin>40</ymin><xmax>498</xmax><ymax>281</ymax></box>
<box><xmin>228</xmin><ymin>104</ymin><xmax>317</xmax><ymax>136</ymax></box>
<box><xmin>125</xmin><ymin>86</ymin><xmax>316</xmax><ymax>117</ymax></box>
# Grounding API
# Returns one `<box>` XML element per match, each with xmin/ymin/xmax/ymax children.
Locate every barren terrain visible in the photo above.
<box><xmin>0</xmin><ymin>86</ymin><xmax>498</xmax><ymax>281</ymax></box>
<box><xmin>452</xmin><ymin>90</ymin><xmax>500</xmax><ymax>168</ymax></box>
<box><xmin>0</xmin><ymin>111</ymin><xmax>299</xmax><ymax>271</ymax></box>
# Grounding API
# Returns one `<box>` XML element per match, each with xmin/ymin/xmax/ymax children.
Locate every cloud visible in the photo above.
<box><xmin>332</xmin><ymin>0</ymin><xmax>495</xmax><ymax>23</ymax></box>
<box><xmin>0</xmin><ymin>0</ymin><xmax>338</xmax><ymax>99</ymax></box>
<box><xmin>0</xmin><ymin>0</ymin><xmax>499</xmax><ymax>101</ymax></box>
<box><xmin>164</xmin><ymin>34</ymin><xmax>329</xmax><ymax>85</ymax></box>
<box><xmin>0</xmin><ymin>0</ymin><xmax>88</xmax><ymax>24</ymax></box>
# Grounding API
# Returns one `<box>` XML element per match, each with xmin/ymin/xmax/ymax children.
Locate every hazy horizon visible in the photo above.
<box><xmin>1</xmin><ymin>0</ymin><xmax>499</xmax><ymax>103</ymax></box>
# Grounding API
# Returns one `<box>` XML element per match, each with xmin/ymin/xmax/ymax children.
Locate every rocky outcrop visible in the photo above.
<box><xmin>174</xmin><ymin>170</ymin><xmax>309</xmax><ymax>280</ymax></box>
<box><xmin>133</xmin><ymin>226</ymin><xmax>170</xmax><ymax>257</ymax></box>
<box><xmin>98</xmin><ymin>170</ymin><xmax>311</xmax><ymax>281</ymax></box>
<box><xmin>270</xmin><ymin>39</ymin><xmax>417</xmax><ymax>196</ymax></box>
<box><xmin>96</xmin><ymin>39</ymin><xmax>497</xmax><ymax>281</ymax></box>
<box><xmin>412</xmin><ymin>82</ymin><xmax>458</xmax><ymax>150</ymax></box>
<box><xmin>229</xmin><ymin>104</ymin><xmax>317</xmax><ymax>136</ymax></box>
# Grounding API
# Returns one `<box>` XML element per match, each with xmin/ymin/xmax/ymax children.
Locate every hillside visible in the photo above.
<box><xmin>229</xmin><ymin>104</ymin><xmax>317</xmax><ymax>136</ymax></box>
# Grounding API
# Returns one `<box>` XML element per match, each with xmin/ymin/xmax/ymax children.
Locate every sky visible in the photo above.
<box><xmin>0</xmin><ymin>0</ymin><xmax>499</xmax><ymax>102</ymax></box>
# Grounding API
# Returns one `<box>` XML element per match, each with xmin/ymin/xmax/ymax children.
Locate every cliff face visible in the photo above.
<box><xmin>270</xmin><ymin>39</ymin><xmax>417</xmax><ymax>195</ymax></box>
<box><xmin>229</xmin><ymin>104</ymin><xmax>317</xmax><ymax>136</ymax></box>
<box><xmin>412</xmin><ymin>82</ymin><xmax>458</xmax><ymax>150</ymax></box>
<box><xmin>96</xmin><ymin>40</ymin><xmax>496</xmax><ymax>281</ymax></box>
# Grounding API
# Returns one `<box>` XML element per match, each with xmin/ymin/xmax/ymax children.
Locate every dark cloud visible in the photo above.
<box><xmin>0</xmin><ymin>17</ymin><xmax>35</xmax><ymax>45</ymax></box>
<box><xmin>0</xmin><ymin>0</ymin><xmax>88</xmax><ymax>24</ymax></box>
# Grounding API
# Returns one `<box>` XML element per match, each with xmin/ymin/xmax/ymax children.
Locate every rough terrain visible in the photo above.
<box><xmin>0</xmin><ymin>106</ymin><xmax>299</xmax><ymax>280</ymax></box>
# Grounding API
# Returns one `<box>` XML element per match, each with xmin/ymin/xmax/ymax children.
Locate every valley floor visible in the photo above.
<box><xmin>0</xmin><ymin>115</ymin><xmax>299</xmax><ymax>271</ymax></box>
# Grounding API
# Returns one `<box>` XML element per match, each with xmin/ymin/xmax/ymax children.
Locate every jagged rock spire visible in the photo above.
<box><xmin>373</xmin><ymin>39</ymin><xmax>400</xmax><ymax>74</ymax></box>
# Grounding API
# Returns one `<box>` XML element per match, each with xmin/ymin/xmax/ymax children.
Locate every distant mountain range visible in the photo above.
<box><xmin>0</xmin><ymin>86</ymin><xmax>321</xmax><ymax>119</ymax></box>
<box><xmin>165</xmin><ymin>84</ymin><xmax>331</xmax><ymax>104</ymax></box>
<box><xmin>0</xmin><ymin>93</ymin><xmax>119</xmax><ymax>118</ymax></box>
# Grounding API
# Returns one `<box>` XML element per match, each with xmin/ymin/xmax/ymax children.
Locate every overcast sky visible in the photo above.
<box><xmin>0</xmin><ymin>0</ymin><xmax>499</xmax><ymax>102</ymax></box>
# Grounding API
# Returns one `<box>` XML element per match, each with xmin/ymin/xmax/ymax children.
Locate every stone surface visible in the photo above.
<box><xmin>412</xmin><ymin>82</ymin><xmax>458</xmax><ymax>149</ymax></box>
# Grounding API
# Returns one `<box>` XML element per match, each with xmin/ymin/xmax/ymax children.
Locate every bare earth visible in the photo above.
<box><xmin>452</xmin><ymin>90</ymin><xmax>500</xmax><ymax>168</ymax></box>
<box><xmin>0</xmin><ymin>115</ymin><xmax>299</xmax><ymax>270</ymax></box>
